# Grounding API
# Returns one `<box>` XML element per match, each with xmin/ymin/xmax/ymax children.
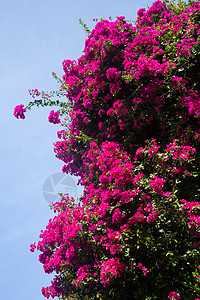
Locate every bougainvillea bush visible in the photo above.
<box><xmin>15</xmin><ymin>0</ymin><xmax>200</xmax><ymax>299</ymax></box>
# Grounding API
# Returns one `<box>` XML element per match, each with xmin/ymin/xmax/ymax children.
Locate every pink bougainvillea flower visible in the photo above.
<box><xmin>168</xmin><ymin>291</ymin><xmax>181</xmax><ymax>300</ymax></box>
<box><xmin>48</xmin><ymin>110</ymin><xmax>61</xmax><ymax>124</ymax></box>
<box><xmin>13</xmin><ymin>104</ymin><xmax>26</xmax><ymax>119</ymax></box>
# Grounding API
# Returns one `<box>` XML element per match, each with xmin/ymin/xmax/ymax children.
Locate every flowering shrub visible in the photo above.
<box><xmin>15</xmin><ymin>0</ymin><xmax>200</xmax><ymax>299</ymax></box>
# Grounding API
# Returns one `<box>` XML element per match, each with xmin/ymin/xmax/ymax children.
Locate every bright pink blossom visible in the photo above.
<box><xmin>48</xmin><ymin>110</ymin><xmax>61</xmax><ymax>124</ymax></box>
<box><xmin>168</xmin><ymin>291</ymin><xmax>181</xmax><ymax>300</ymax></box>
<box><xmin>100</xmin><ymin>258</ymin><xmax>126</xmax><ymax>286</ymax></box>
<box><xmin>14</xmin><ymin>104</ymin><xmax>26</xmax><ymax>119</ymax></box>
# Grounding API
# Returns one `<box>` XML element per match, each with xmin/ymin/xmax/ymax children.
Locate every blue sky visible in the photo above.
<box><xmin>1</xmin><ymin>0</ymin><xmax>154</xmax><ymax>299</ymax></box>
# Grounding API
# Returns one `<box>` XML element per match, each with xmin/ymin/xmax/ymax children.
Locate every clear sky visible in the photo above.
<box><xmin>0</xmin><ymin>0</ymin><xmax>154</xmax><ymax>299</ymax></box>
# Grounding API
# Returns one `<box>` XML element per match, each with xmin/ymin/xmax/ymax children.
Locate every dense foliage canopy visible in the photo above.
<box><xmin>15</xmin><ymin>0</ymin><xmax>200</xmax><ymax>299</ymax></box>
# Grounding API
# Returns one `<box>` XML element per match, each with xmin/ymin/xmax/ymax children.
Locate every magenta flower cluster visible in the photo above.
<box><xmin>48</xmin><ymin>110</ymin><xmax>61</xmax><ymax>124</ymax></box>
<box><xmin>13</xmin><ymin>104</ymin><xmax>26</xmax><ymax>119</ymax></box>
<box><xmin>100</xmin><ymin>258</ymin><xmax>126</xmax><ymax>286</ymax></box>
<box><xmin>168</xmin><ymin>291</ymin><xmax>181</xmax><ymax>300</ymax></box>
